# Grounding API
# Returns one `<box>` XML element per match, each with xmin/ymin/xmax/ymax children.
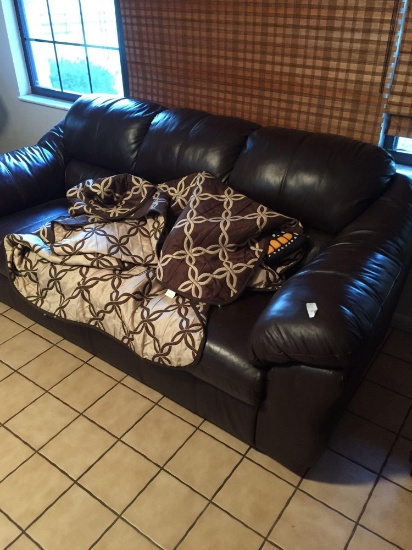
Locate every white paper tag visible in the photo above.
<box><xmin>165</xmin><ymin>289</ymin><xmax>176</xmax><ymax>298</ymax></box>
<box><xmin>306</xmin><ymin>302</ymin><xmax>318</xmax><ymax>318</ymax></box>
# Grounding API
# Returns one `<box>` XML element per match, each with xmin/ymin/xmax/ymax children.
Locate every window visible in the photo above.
<box><xmin>14</xmin><ymin>0</ymin><xmax>128</xmax><ymax>101</ymax></box>
<box><xmin>384</xmin><ymin>135</ymin><xmax>412</xmax><ymax>166</ymax></box>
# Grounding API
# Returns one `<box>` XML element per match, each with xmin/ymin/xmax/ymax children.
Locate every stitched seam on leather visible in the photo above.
<box><xmin>277</xmin><ymin>132</ymin><xmax>312</xmax><ymax>201</ymax></box>
<box><xmin>175</xmin><ymin>113</ymin><xmax>210</xmax><ymax>173</ymax></box>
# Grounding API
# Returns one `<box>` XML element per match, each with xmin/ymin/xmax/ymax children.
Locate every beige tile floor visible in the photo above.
<box><xmin>0</xmin><ymin>301</ymin><xmax>411</xmax><ymax>550</ymax></box>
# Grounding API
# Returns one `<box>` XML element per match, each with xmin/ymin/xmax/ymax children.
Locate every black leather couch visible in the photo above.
<box><xmin>1</xmin><ymin>95</ymin><xmax>412</xmax><ymax>473</ymax></box>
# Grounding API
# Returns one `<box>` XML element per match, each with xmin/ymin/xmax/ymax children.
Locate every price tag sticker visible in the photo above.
<box><xmin>306</xmin><ymin>303</ymin><xmax>318</xmax><ymax>318</ymax></box>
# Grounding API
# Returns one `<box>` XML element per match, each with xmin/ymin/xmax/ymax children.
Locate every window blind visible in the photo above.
<box><xmin>120</xmin><ymin>0</ymin><xmax>401</xmax><ymax>144</ymax></box>
<box><xmin>386</xmin><ymin>1</ymin><xmax>412</xmax><ymax>137</ymax></box>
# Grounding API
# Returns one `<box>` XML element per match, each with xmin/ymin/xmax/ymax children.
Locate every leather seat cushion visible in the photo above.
<box><xmin>0</xmin><ymin>198</ymin><xmax>70</xmax><ymax>277</ymax></box>
<box><xmin>187</xmin><ymin>291</ymin><xmax>271</xmax><ymax>405</ymax></box>
<box><xmin>0</xmin><ymin>200</ymin><xmax>270</xmax><ymax>406</ymax></box>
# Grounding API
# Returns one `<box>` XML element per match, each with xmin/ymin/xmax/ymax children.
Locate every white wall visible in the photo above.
<box><xmin>0</xmin><ymin>1</ymin><xmax>69</xmax><ymax>154</ymax></box>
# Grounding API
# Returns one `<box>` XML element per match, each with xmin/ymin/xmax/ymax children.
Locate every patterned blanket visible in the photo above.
<box><xmin>5</xmin><ymin>172</ymin><xmax>303</xmax><ymax>367</ymax></box>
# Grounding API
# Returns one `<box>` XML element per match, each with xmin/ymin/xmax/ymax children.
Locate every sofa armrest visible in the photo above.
<box><xmin>0</xmin><ymin>140</ymin><xmax>66</xmax><ymax>217</ymax></box>
<box><xmin>250</xmin><ymin>174</ymin><xmax>412</xmax><ymax>370</ymax></box>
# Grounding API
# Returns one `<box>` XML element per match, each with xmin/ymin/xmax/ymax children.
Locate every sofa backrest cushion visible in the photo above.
<box><xmin>62</xmin><ymin>95</ymin><xmax>396</xmax><ymax>235</ymax></box>
<box><xmin>135</xmin><ymin>108</ymin><xmax>260</xmax><ymax>183</ymax></box>
<box><xmin>65</xmin><ymin>160</ymin><xmax>117</xmax><ymax>190</ymax></box>
<box><xmin>64</xmin><ymin>95</ymin><xmax>165</xmax><ymax>174</ymax></box>
<box><xmin>228</xmin><ymin>127</ymin><xmax>396</xmax><ymax>233</ymax></box>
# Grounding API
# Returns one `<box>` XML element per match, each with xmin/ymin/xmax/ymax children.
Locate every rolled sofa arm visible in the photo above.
<box><xmin>0</xmin><ymin>123</ymin><xmax>67</xmax><ymax>217</ymax></box>
<box><xmin>251</xmin><ymin>174</ymin><xmax>412</xmax><ymax>370</ymax></box>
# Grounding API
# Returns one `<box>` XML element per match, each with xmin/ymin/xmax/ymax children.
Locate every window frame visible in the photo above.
<box><xmin>384</xmin><ymin>135</ymin><xmax>412</xmax><ymax>166</ymax></box>
<box><xmin>13</xmin><ymin>0</ymin><xmax>129</xmax><ymax>102</ymax></box>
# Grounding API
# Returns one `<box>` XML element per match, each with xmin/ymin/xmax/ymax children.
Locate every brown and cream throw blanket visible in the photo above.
<box><xmin>5</xmin><ymin>172</ymin><xmax>303</xmax><ymax>367</ymax></box>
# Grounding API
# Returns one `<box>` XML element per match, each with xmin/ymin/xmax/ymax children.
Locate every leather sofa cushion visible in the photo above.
<box><xmin>187</xmin><ymin>291</ymin><xmax>271</xmax><ymax>405</ymax></box>
<box><xmin>65</xmin><ymin>159</ymin><xmax>119</xmax><ymax>189</ymax></box>
<box><xmin>0</xmin><ymin>199</ymin><xmax>70</xmax><ymax>277</ymax></box>
<box><xmin>64</xmin><ymin>95</ymin><xmax>165</xmax><ymax>174</ymax></box>
<box><xmin>135</xmin><ymin>108</ymin><xmax>259</xmax><ymax>183</ymax></box>
<box><xmin>228</xmin><ymin>127</ymin><xmax>396</xmax><ymax>234</ymax></box>
<box><xmin>0</xmin><ymin>200</ymin><xmax>268</xmax><ymax>405</ymax></box>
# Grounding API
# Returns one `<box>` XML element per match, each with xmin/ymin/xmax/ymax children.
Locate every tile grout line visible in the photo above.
<box><xmin>343</xmin><ymin>399</ymin><xmax>412</xmax><ymax>550</ymax></box>
<box><xmin>1</xmin><ymin>384</ymin><xmax>229</xmax><ymax>547</ymax></box>
<box><xmin>323</xmin><ymin>445</ymin><xmax>388</xmax><ymax>477</ymax></box>
<box><xmin>292</xmin><ymin>485</ymin><xmax>359</xmax><ymax>524</ymax></box>
<box><xmin>326</xmin><ymin>446</ymin><xmax>412</xmax><ymax>495</ymax></box>
<box><xmin>173</xmin><ymin>452</ymin><xmax>255</xmax><ymax>549</ymax></box>
<box><xmin>0</xmin><ymin>357</ymin><xmax>88</xmax><ymax>434</ymax></box>
<box><xmin>5</xmin><ymin>362</ymin><xmax>250</xmax><ymax>502</ymax></box>
<box><xmin>370</xmin><ymin>347</ymin><xmax>412</xmax><ymax>365</ymax></box>
<box><xmin>362</xmin><ymin>375</ymin><xmax>412</xmax><ymax>401</ymax></box>
<box><xmin>346</xmin><ymin>525</ymin><xmax>405</xmax><ymax>550</ymax></box>
<box><xmin>2</xmin><ymin>310</ymin><xmax>412</xmax><ymax>547</ymax></box>
<box><xmin>2</xmin><ymin>416</ymin><xmax>161</xmax><ymax>548</ymax></box>
<box><xmin>260</xmin><ymin>469</ymin><xmax>309</xmax><ymax>548</ymax></box>
<box><xmin>344</xmin><ymin>407</ymin><xmax>409</xmax><ymax>437</ymax></box>
<box><xmin>4</xmin><ymin>531</ymin><xmax>43</xmax><ymax>550</ymax></box>
<box><xmin>260</xmin><ymin>417</ymin><xmax>412</xmax><ymax>550</ymax></box>
<box><xmin>1</xmin><ymin>507</ymin><xmax>42</xmax><ymax>549</ymax></box>
<box><xmin>88</xmin><ymin>517</ymin><xmax>164</xmax><ymax>550</ymax></box>
<box><xmin>0</xmin><ymin>365</ymin><xmax>168</xmax><ymax>544</ymax></box>
<box><xmin>1</xmin><ymin>353</ymin><xmax>51</xmax><ymax>379</ymax></box>
<box><xmin>258</xmin><ymin>538</ymin><xmax>284</xmax><ymax>550</ymax></box>
<box><xmin>2</xmin><ymin>382</ymin><xmax>404</xmax><ymax>550</ymax></box>
<box><xmin>4</xmin><ymin>350</ymin><xmax>162</xmax><ymax>436</ymax></box>
<box><xmin>4</xmin><ymin>345</ymin><xmax>253</xmax><ymax>470</ymax></box>
<box><xmin>97</xmin><ymin>424</ymin><xmax>208</xmax><ymax>548</ymax></box>
<box><xmin>106</xmin><ymin>423</ymin><xmax>272</xmax><ymax>547</ymax></box>
<box><xmin>0</xmin><ymin>400</ymin><xmax>379</xmax><ymax>544</ymax></box>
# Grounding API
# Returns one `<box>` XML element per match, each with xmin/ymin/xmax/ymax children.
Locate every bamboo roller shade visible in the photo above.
<box><xmin>386</xmin><ymin>1</ymin><xmax>412</xmax><ymax>137</ymax></box>
<box><xmin>119</xmin><ymin>1</ymin><xmax>402</xmax><ymax>144</ymax></box>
